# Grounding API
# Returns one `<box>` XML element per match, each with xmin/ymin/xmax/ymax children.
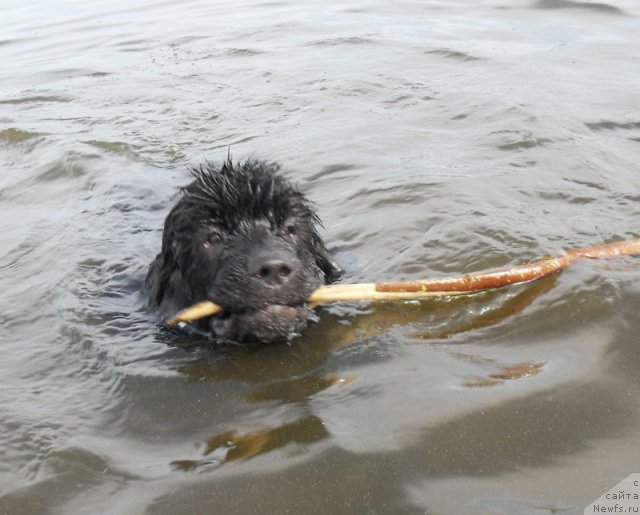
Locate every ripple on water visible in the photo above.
<box><xmin>83</xmin><ymin>139</ymin><xmax>144</xmax><ymax>159</ymax></box>
<box><xmin>0</xmin><ymin>128</ymin><xmax>45</xmax><ymax>143</ymax></box>
<box><xmin>225</xmin><ymin>48</ymin><xmax>264</xmax><ymax>56</ymax></box>
<box><xmin>305</xmin><ymin>36</ymin><xmax>378</xmax><ymax>47</ymax></box>
<box><xmin>533</xmin><ymin>0</ymin><xmax>627</xmax><ymax>15</ymax></box>
<box><xmin>0</xmin><ymin>95</ymin><xmax>72</xmax><ymax>105</ymax></box>
<box><xmin>585</xmin><ymin>119</ymin><xmax>640</xmax><ymax>132</ymax></box>
<box><xmin>425</xmin><ymin>48</ymin><xmax>484</xmax><ymax>62</ymax></box>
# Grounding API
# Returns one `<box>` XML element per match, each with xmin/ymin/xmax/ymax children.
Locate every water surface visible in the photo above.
<box><xmin>2</xmin><ymin>1</ymin><xmax>640</xmax><ymax>513</ymax></box>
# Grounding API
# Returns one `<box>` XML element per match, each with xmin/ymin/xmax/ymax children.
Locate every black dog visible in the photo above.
<box><xmin>143</xmin><ymin>159</ymin><xmax>339</xmax><ymax>343</ymax></box>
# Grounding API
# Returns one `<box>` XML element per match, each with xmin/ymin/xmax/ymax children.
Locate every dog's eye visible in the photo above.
<box><xmin>285</xmin><ymin>224</ymin><xmax>297</xmax><ymax>238</ymax></box>
<box><xmin>203</xmin><ymin>231</ymin><xmax>223</xmax><ymax>248</ymax></box>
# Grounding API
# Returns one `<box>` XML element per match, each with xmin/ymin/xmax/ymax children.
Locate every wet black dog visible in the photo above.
<box><xmin>143</xmin><ymin>159</ymin><xmax>339</xmax><ymax>343</ymax></box>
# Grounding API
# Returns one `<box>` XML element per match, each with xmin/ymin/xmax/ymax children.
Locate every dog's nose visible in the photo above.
<box><xmin>252</xmin><ymin>258</ymin><xmax>295</xmax><ymax>286</ymax></box>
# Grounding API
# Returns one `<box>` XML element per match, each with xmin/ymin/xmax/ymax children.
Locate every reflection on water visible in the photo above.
<box><xmin>172</xmin><ymin>415</ymin><xmax>329</xmax><ymax>472</ymax></box>
<box><xmin>459</xmin><ymin>360</ymin><xmax>545</xmax><ymax>387</ymax></box>
<box><xmin>2</xmin><ymin>0</ymin><xmax>640</xmax><ymax>513</ymax></box>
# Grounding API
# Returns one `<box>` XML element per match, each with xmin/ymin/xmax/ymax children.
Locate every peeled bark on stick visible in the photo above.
<box><xmin>165</xmin><ymin>237</ymin><xmax>640</xmax><ymax>327</ymax></box>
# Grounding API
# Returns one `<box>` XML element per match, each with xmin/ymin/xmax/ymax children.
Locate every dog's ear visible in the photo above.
<box><xmin>144</xmin><ymin>247</ymin><xmax>178</xmax><ymax>307</ymax></box>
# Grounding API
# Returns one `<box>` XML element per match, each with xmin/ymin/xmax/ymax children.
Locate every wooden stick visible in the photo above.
<box><xmin>165</xmin><ymin>237</ymin><xmax>640</xmax><ymax>327</ymax></box>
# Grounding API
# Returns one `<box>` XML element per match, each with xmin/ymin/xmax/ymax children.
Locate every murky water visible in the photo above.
<box><xmin>2</xmin><ymin>1</ymin><xmax>640</xmax><ymax>513</ymax></box>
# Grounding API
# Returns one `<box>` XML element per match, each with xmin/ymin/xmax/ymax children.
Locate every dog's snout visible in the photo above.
<box><xmin>247</xmin><ymin>251</ymin><xmax>297</xmax><ymax>287</ymax></box>
<box><xmin>253</xmin><ymin>258</ymin><xmax>295</xmax><ymax>286</ymax></box>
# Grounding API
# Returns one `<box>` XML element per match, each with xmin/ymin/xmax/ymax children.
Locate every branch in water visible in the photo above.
<box><xmin>165</xmin><ymin>237</ymin><xmax>640</xmax><ymax>327</ymax></box>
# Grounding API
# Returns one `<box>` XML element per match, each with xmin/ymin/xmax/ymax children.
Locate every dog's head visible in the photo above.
<box><xmin>145</xmin><ymin>160</ymin><xmax>339</xmax><ymax>343</ymax></box>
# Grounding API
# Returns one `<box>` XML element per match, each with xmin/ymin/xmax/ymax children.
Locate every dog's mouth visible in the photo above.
<box><xmin>208</xmin><ymin>303</ymin><xmax>310</xmax><ymax>343</ymax></box>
